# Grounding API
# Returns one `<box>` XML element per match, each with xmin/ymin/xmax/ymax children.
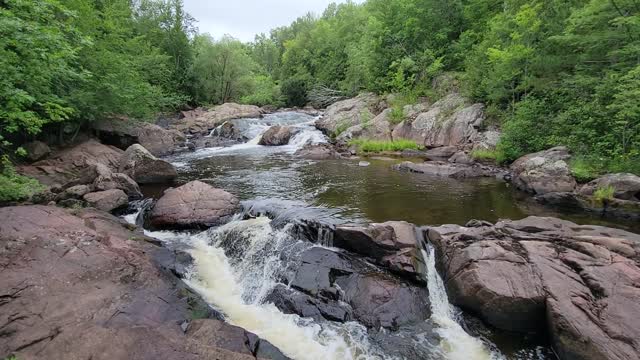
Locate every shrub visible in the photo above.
<box><xmin>348</xmin><ymin>139</ymin><xmax>421</xmax><ymax>153</ymax></box>
<box><xmin>280</xmin><ymin>78</ymin><xmax>309</xmax><ymax>107</ymax></box>
<box><xmin>0</xmin><ymin>156</ymin><xmax>45</xmax><ymax>202</ymax></box>
<box><xmin>470</xmin><ymin>149</ymin><xmax>499</xmax><ymax>162</ymax></box>
<box><xmin>593</xmin><ymin>185</ymin><xmax>615</xmax><ymax>206</ymax></box>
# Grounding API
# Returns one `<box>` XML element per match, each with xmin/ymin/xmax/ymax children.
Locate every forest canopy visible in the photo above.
<box><xmin>1</xmin><ymin>0</ymin><xmax>639</xmax><ymax>175</ymax></box>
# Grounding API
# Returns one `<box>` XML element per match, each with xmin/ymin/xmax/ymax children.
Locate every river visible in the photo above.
<box><xmin>129</xmin><ymin>111</ymin><xmax>635</xmax><ymax>360</ymax></box>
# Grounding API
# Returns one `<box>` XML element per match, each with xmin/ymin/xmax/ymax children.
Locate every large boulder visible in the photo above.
<box><xmin>258</xmin><ymin>125</ymin><xmax>295</xmax><ymax>146</ymax></box>
<box><xmin>0</xmin><ymin>205</ymin><xmax>286</xmax><ymax>360</ymax></box>
<box><xmin>93</xmin><ymin>163</ymin><xmax>142</xmax><ymax>199</ymax></box>
<box><xmin>335</xmin><ymin>108</ymin><xmax>393</xmax><ymax>143</ymax></box>
<box><xmin>510</xmin><ymin>146</ymin><xmax>577</xmax><ymax>195</ymax></box>
<box><xmin>424</xmin><ymin>146</ymin><xmax>458</xmax><ymax>160</ymax></box>
<box><xmin>23</xmin><ymin>140</ymin><xmax>51</xmax><ymax>162</ymax></box>
<box><xmin>579</xmin><ymin>173</ymin><xmax>640</xmax><ymax>201</ymax></box>
<box><xmin>426</xmin><ymin>217</ymin><xmax>640</xmax><ymax>360</ymax></box>
<box><xmin>93</xmin><ymin>119</ymin><xmax>185</xmax><ymax>157</ymax></box>
<box><xmin>294</xmin><ymin>143</ymin><xmax>341</xmax><ymax>160</ymax></box>
<box><xmin>149</xmin><ymin>180</ymin><xmax>240</xmax><ymax>229</ymax></box>
<box><xmin>391</xmin><ymin>94</ymin><xmax>484</xmax><ymax>148</ymax></box>
<box><xmin>315</xmin><ymin>93</ymin><xmax>384</xmax><ymax>136</ymax></box>
<box><xmin>118</xmin><ymin>144</ymin><xmax>177</xmax><ymax>184</ymax></box>
<box><xmin>472</xmin><ymin>130</ymin><xmax>501</xmax><ymax>151</ymax></box>
<box><xmin>334</xmin><ymin>221</ymin><xmax>425</xmax><ymax>281</ymax></box>
<box><xmin>17</xmin><ymin>139</ymin><xmax>124</xmax><ymax>187</ymax></box>
<box><xmin>83</xmin><ymin>189</ymin><xmax>128</xmax><ymax>212</ymax></box>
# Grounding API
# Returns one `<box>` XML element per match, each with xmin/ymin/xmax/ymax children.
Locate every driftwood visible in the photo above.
<box><xmin>307</xmin><ymin>84</ymin><xmax>346</xmax><ymax>108</ymax></box>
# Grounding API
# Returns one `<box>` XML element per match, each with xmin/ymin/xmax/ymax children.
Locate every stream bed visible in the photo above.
<box><xmin>132</xmin><ymin>111</ymin><xmax>637</xmax><ymax>360</ymax></box>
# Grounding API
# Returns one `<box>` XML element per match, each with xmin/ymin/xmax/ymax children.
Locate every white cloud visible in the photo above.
<box><xmin>183</xmin><ymin>0</ymin><xmax>363</xmax><ymax>42</ymax></box>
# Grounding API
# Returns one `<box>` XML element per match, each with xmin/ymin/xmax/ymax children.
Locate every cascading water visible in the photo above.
<box><xmin>421</xmin><ymin>244</ymin><xmax>503</xmax><ymax>360</ymax></box>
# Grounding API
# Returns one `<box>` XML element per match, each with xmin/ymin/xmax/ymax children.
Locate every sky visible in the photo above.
<box><xmin>183</xmin><ymin>0</ymin><xmax>363</xmax><ymax>42</ymax></box>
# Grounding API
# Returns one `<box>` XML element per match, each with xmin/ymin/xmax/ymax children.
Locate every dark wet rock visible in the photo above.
<box><xmin>83</xmin><ymin>189</ymin><xmax>128</xmax><ymax>212</ymax></box>
<box><xmin>17</xmin><ymin>139</ymin><xmax>123</xmax><ymax>187</ymax></box>
<box><xmin>289</xmin><ymin>247</ymin><xmax>430</xmax><ymax>330</ymax></box>
<box><xmin>93</xmin><ymin>118</ymin><xmax>185</xmax><ymax>157</ymax></box>
<box><xmin>579</xmin><ymin>173</ymin><xmax>640</xmax><ymax>201</ymax></box>
<box><xmin>425</xmin><ymin>146</ymin><xmax>458</xmax><ymax>160</ymax></box>
<box><xmin>0</xmin><ymin>205</ymin><xmax>272</xmax><ymax>360</ymax></box>
<box><xmin>369</xmin><ymin>321</ymin><xmax>444</xmax><ymax>360</ymax></box>
<box><xmin>186</xmin><ymin>319</ymin><xmax>290</xmax><ymax>360</ymax></box>
<box><xmin>259</xmin><ymin>125</ymin><xmax>296</xmax><ymax>146</ymax></box>
<box><xmin>394</xmin><ymin>161</ymin><xmax>505</xmax><ymax>179</ymax></box>
<box><xmin>510</xmin><ymin>146</ymin><xmax>576</xmax><ymax>195</ymax></box>
<box><xmin>448</xmin><ymin>151</ymin><xmax>474</xmax><ymax>165</ymax></box>
<box><xmin>536</xmin><ymin>191</ymin><xmax>640</xmax><ymax>221</ymax></box>
<box><xmin>294</xmin><ymin>143</ymin><xmax>341</xmax><ymax>160</ymax></box>
<box><xmin>426</xmin><ymin>216</ymin><xmax>640</xmax><ymax>360</ymax></box>
<box><xmin>211</xmin><ymin>121</ymin><xmax>246</xmax><ymax>141</ymax></box>
<box><xmin>334</xmin><ymin>221</ymin><xmax>425</xmax><ymax>281</ymax></box>
<box><xmin>150</xmin><ymin>180</ymin><xmax>240</xmax><ymax>229</ymax></box>
<box><xmin>23</xmin><ymin>140</ymin><xmax>51</xmax><ymax>161</ymax></box>
<box><xmin>118</xmin><ymin>144</ymin><xmax>177</xmax><ymax>184</ymax></box>
<box><xmin>265</xmin><ymin>284</ymin><xmax>353</xmax><ymax>322</ymax></box>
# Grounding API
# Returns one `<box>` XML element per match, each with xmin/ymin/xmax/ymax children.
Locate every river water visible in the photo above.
<box><xmin>132</xmin><ymin>111</ymin><xmax>636</xmax><ymax>360</ymax></box>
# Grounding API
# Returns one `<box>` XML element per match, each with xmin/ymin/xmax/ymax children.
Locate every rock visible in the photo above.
<box><xmin>118</xmin><ymin>144</ymin><xmax>177</xmax><ymax>184</ymax></box>
<box><xmin>83</xmin><ymin>189</ymin><xmax>128</xmax><ymax>212</ymax></box>
<box><xmin>334</xmin><ymin>221</ymin><xmax>425</xmax><ymax>281</ymax></box>
<box><xmin>265</xmin><ymin>284</ymin><xmax>353</xmax><ymax>323</ymax></box>
<box><xmin>23</xmin><ymin>140</ymin><xmax>51</xmax><ymax>161</ymax></box>
<box><xmin>425</xmin><ymin>146</ymin><xmax>458</xmax><ymax>160</ymax></box>
<box><xmin>149</xmin><ymin>180</ymin><xmax>240</xmax><ymax>229</ymax></box>
<box><xmin>394</xmin><ymin>161</ymin><xmax>504</xmax><ymax>179</ymax></box>
<box><xmin>258</xmin><ymin>125</ymin><xmax>295</xmax><ymax>146</ymax></box>
<box><xmin>172</xmin><ymin>103</ymin><xmax>261</xmax><ymax>134</ymax></box>
<box><xmin>315</xmin><ymin>93</ymin><xmax>384</xmax><ymax>136</ymax></box>
<box><xmin>400</xmin><ymin>149</ymin><xmax>429</xmax><ymax>159</ymax></box>
<box><xmin>536</xmin><ymin>191</ymin><xmax>640</xmax><ymax>221</ymax></box>
<box><xmin>93</xmin><ymin>119</ymin><xmax>185</xmax><ymax>157</ymax></box>
<box><xmin>579</xmin><ymin>173</ymin><xmax>640</xmax><ymax>201</ymax></box>
<box><xmin>294</xmin><ymin>143</ymin><xmax>341</xmax><ymax>160</ymax></box>
<box><xmin>472</xmin><ymin>130</ymin><xmax>501</xmax><ymax>151</ymax></box>
<box><xmin>288</xmin><ymin>247</ymin><xmax>430</xmax><ymax>330</ymax></box>
<box><xmin>426</xmin><ymin>216</ymin><xmax>640</xmax><ymax>360</ymax></box>
<box><xmin>448</xmin><ymin>151</ymin><xmax>474</xmax><ymax>165</ymax></box>
<box><xmin>392</xmin><ymin>94</ymin><xmax>484</xmax><ymax>148</ymax></box>
<box><xmin>358</xmin><ymin>161</ymin><xmax>370</xmax><ymax>167</ymax></box>
<box><xmin>335</xmin><ymin>108</ymin><xmax>393</xmax><ymax>143</ymax></box>
<box><xmin>211</xmin><ymin>121</ymin><xmax>245</xmax><ymax>141</ymax></box>
<box><xmin>0</xmin><ymin>205</ymin><xmax>282</xmax><ymax>360</ymax></box>
<box><xmin>55</xmin><ymin>184</ymin><xmax>93</xmax><ymax>201</ymax></box>
<box><xmin>510</xmin><ymin>146</ymin><xmax>577</xmax><ymax>195</ymax></box>
<box><xmin>17</xmin><ymin>139</ymin><xmax>124</xmax><ymax>188</ymax></box>
<box><xmin>93</xmin><ymin>164</ymin><xmax>142</xmax><ymax>199</ymax></box>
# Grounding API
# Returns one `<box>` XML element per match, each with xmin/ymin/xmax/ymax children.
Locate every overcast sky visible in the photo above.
<box><xmin>183</xmin><ymin>0</ymin><xmax>363</xmax><ymax>42</ymax></box>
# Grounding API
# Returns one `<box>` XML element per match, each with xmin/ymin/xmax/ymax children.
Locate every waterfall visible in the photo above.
<box><xmin>421</xmin><ymin>245</ymin><xmax>502</xmax><ymax>360</ymax></box>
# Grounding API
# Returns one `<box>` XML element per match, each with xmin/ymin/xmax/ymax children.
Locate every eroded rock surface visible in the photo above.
<box><xmin>150</xmin><ymin>180</ymin><xmax>240</xmax><ymax>229</ymax></box>
<box><xmin>315</xmin><ymin>93</ymin><xmax>384</xmax><ymax>136</ymax></box>
<box><xmin>510</xmin><ymin>146</ymin><xmax>577</xmax><ymax>195</ymax></box>
<box><xmin>426</xmin><ymin>216</ymin><xmax>640</xmax><ymax>360</ymax></box>
<box><xmin>0</xmin><ymin>205</ymin><xmax>282</xmax><ymax>360</ymax></box>
<box><xmin>118</xmin><ymin>144</ymin><xmax>177</xmax><ymax>184</ymax></box>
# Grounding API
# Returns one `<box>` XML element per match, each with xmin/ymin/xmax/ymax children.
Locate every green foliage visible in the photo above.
<box><xmin>0</xmin><ymin>156</ymin><xmax>44</xmax><ymax>202</ymax></box>
<box><xmin>388</xmin><ymin>93</ymin><xmax>418</xmax><ymax>124</ymax></box>
<box><xmin>470</xmin><ymin>149</ymin><xmax>499</xmax><ymax>162</ymax></box>
<box><xmin>593</xmin><ymin>185</ymin><xmax>615</xmax><ymax>205</ymax></box>
<box><xmin>334</xmin><ymin>121</ymin><xmax>350</xmax><ymax>138</ymax></box>
<box><xmin>280</xmin><ymin>77</ymin><xmax>309</xmax><ymax>107</ymax></box>
<box><xmin>240</xmin><ymin>75</ymin><xmax>284</xmax><ymax>107</ymax></box>
<box><xmin>348</xmin><ymin>139</ymin><xmax>421</xmax><ymax>153</ymax></box>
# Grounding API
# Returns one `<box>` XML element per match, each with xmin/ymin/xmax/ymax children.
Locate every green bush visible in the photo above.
<box><xmin>0</xmin><ymin>156</ymin><xmax>44</xmax><ymax>202</ymax></box>
<box><xmin>280</xmin><ymin>78</ymin><xmax>309</xmax><ymax>107</ymax></box>
<box><xmin>348</xmin><ymin>139</ymin><xmax>421</xmax><ymax>153</ymax></box>
<box><xmin>593</xmin><ymin>185</ymin><xmax>615</xmax><ymax>206</ymax></box>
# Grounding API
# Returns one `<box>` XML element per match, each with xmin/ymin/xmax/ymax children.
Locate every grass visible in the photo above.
<box><xmin>348</xmin><ymin>138</ymin><xmax>421</xmax><ymax>153</ymax></box>
<box><xmin>0</xmin><ymin>156</ymin><xmax>45</xmax><ymax>203</ymax></box>
<box><xmin>570</xmin><ymin>155</ymin><xmax>640</xmax><ymax>183</ymax></box>
<box><xmin>593</xmin><ymin>185</ymin><xmax>616</xmax><ymax>206</ymax></box>
<box><xmin>470</xmin><ymin>149</ymin><xmax>499</xmax><ymax>162</ymax></box>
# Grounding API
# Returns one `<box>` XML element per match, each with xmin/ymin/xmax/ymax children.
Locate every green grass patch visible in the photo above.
<box><xmin>470</xmin><ymin>149</ymin><xmax>499</xmax><ymax>161</ymax></box>
<box><xmin>0</xmin><ymin>156</ymin><xmax>45</xmax><ymax>203</ymax></box>
<box><xmin>349</xmin><ymin>138</ymin><xmax>421</xmax><ymax>153</ymax></box>
<box><xmin>593</xmin><ymin>185</ymin><xmax>615</xmax><ymax>206</ymax></box>
<box><xmin>570</xmin><ymin>158</ymin><xmax>600</xmax><ymax>183</ymax></box>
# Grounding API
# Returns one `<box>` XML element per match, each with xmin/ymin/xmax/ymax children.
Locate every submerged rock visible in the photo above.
<box><xmin>259</xmin><ymin>125</ymin><xmax>295</xmax><ymax>146</ymax></box>
<box><xmin>510</xmin><ymin>146</ymin><xmax>576</xmax><ymax>195</ymax></box>
<box><xmin>118</xmin><ymin>144</ymin><xmax>177</xmax><ymax>184</ymax></box>
<box><xmin>426</xmin><ymin>216</ymin><xmax>640</xmax><ymax>360</ymax></box>
<box><xmin>394</xmin><ymin>161</ymin><xmax>504</xmax><ymax>179</ymax></box>
<box><xmin>293</xmin><ymin>143</ymin><xmax>341</xmax><ymax>160</ymax></box>
<box><xmin>150</xmin><ymin>180</ymin><xmax>240</xmax><ymax>229</ymax></box>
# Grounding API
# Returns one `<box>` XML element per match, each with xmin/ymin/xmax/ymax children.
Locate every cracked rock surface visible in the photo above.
<box><xmin>426</xmin><ymin>216</ymin><xmax>640</xmax><ymax>360</ymax></box>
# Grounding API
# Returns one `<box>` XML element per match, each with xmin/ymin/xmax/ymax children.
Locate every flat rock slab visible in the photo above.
<box><xmin>0</xmin><ymin>205</ymin><xmax>283</xmax><ymax>360</ymax></box>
